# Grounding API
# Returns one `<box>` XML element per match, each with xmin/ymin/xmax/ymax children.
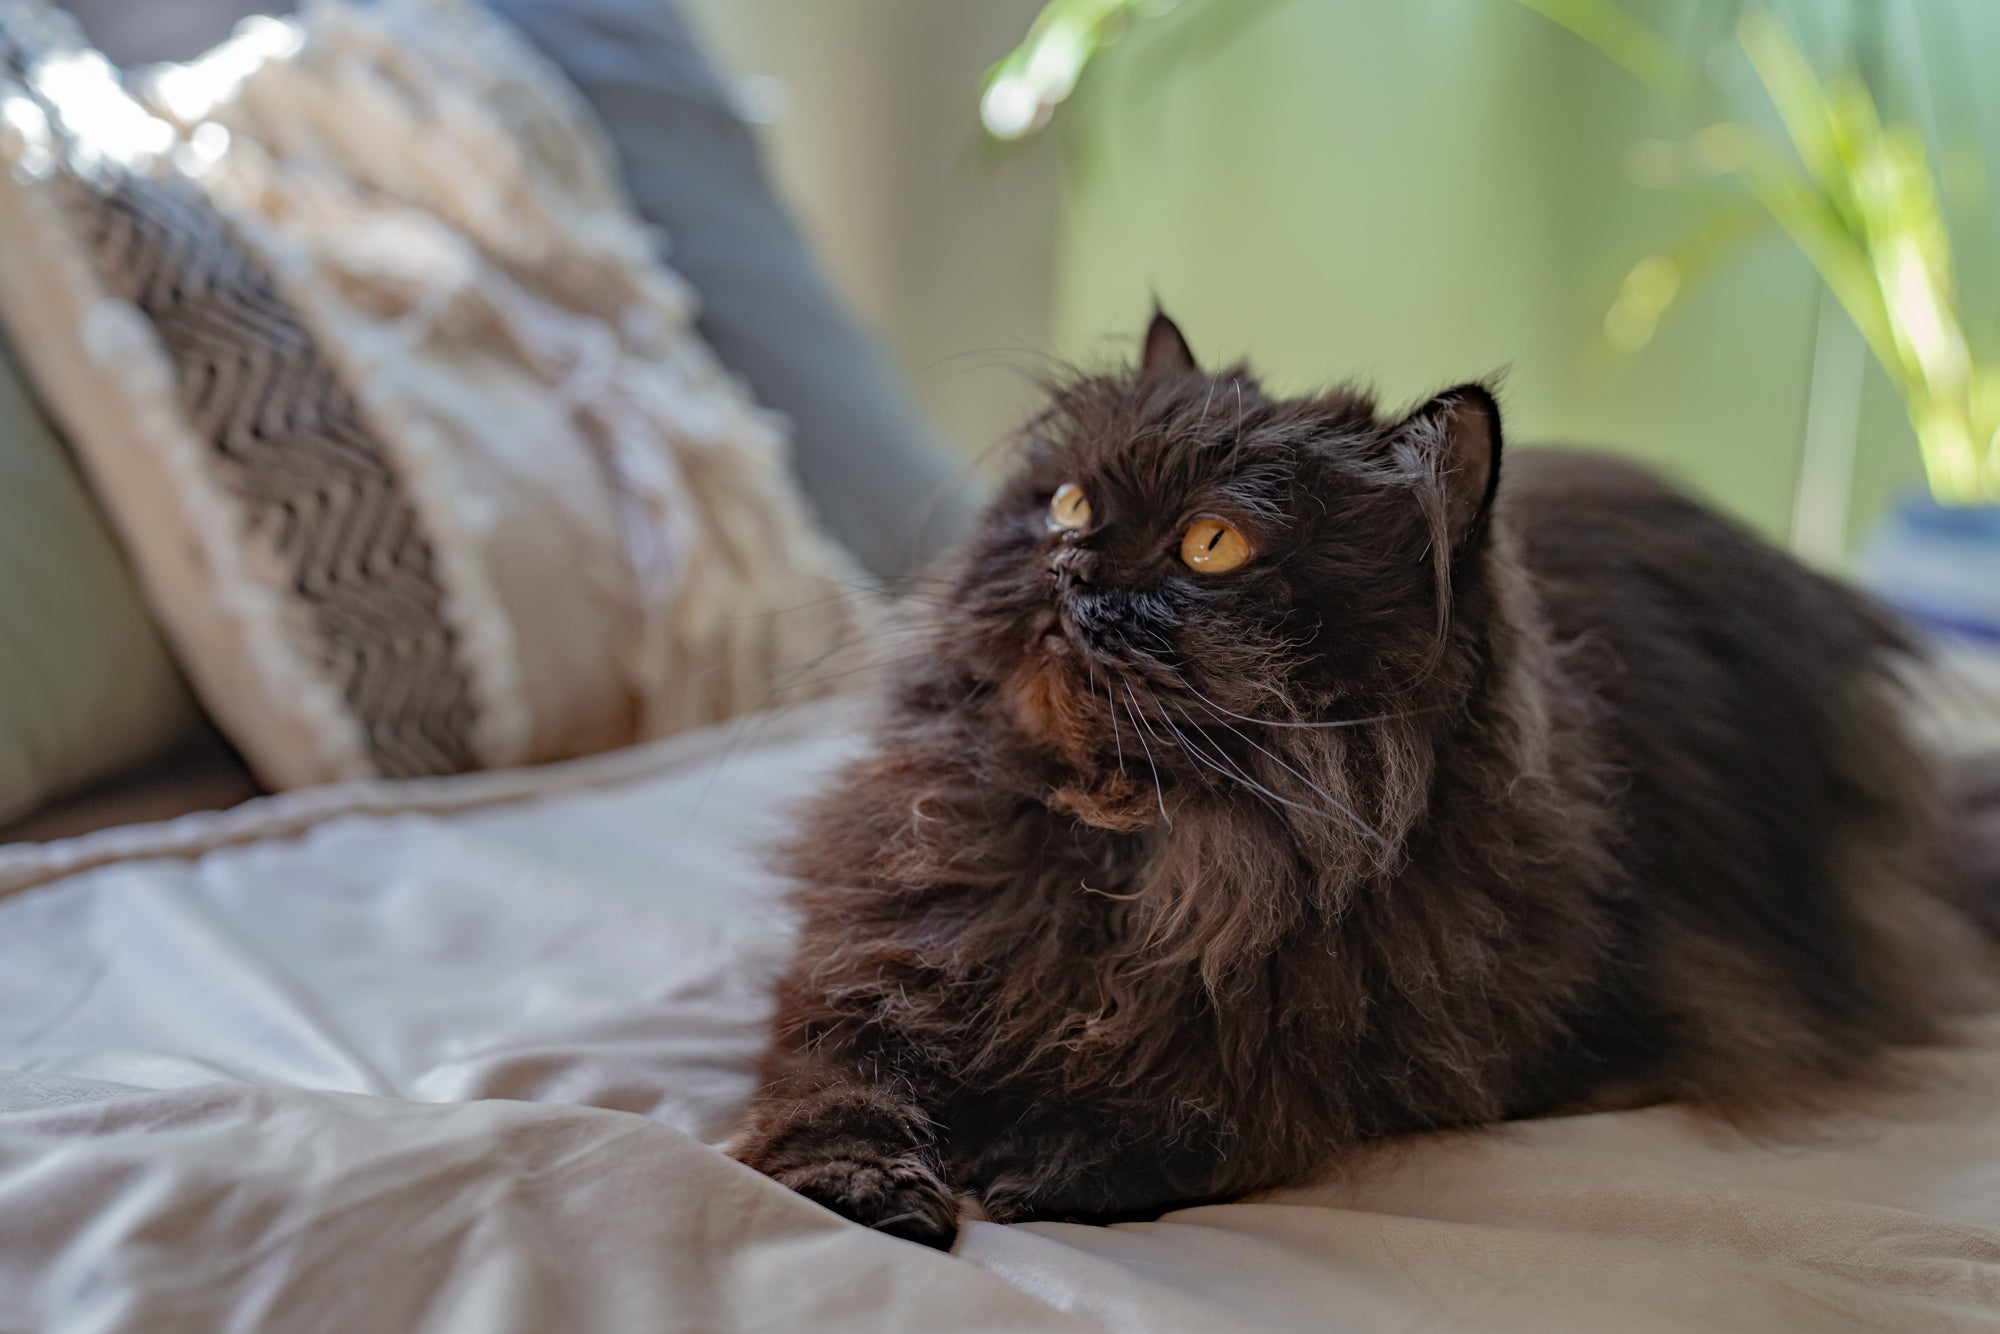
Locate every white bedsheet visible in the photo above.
<box><xmin>2</xmin><ymin>698</ymin><xmax>1998</xmax><ymax>1332</ymax></box>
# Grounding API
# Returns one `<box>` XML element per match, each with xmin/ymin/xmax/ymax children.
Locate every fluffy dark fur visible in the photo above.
<box><xmin>731</xmin><ymin>313</ymin><xmax>1996</xmax><ymax>1249</ymax></box>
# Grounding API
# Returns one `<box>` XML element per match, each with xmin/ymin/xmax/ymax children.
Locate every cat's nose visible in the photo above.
<box><xmin>1049</xmin><ymin>545</ymin><xmax>1090</xmax><ymax>591</ymax></box>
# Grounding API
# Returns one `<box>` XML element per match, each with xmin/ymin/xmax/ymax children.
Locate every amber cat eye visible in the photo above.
<box><xmin>1048</xmin><ymin>482</ymin><xmax>1091</xmax><ymax>531</ymax></box>
<box><xmin>1180</xmin><ymin>518</ymin><xmax>1251</xmax><ymax>573</ymax></box>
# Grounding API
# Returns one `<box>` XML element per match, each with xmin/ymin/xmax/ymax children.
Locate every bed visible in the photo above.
<box><xmin>4</xmin><ymin>694</ymin><xmax>1999</xmax><ymax>1333</ymax></box>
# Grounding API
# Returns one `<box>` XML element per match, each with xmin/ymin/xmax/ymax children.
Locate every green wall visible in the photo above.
<box><xmin>1051</xmin><ymin>0</ymin><xmax>1994</xmax><ymax>555</ymax></box>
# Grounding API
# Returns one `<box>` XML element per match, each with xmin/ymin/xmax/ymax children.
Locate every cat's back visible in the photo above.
<box><xmin>1496</xmin><ymin>447</ymin><xmax>1903</xmax><ymax>675</ymax></box>
<box><xmin>1491</xmin><ymin>447</ymin><xmax>1958</xmax><ymax>1108</ymax></box>
<box><xmin>1494</xmin><ymin>447</ymin><xmax>1909</xmax><ymax>800</ymax></box>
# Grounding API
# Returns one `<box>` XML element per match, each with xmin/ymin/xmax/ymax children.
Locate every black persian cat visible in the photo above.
<box><xmin>731</xmin><ymin>312</ymin><xmax>1997</xmax><ymax>1249</ymax></box>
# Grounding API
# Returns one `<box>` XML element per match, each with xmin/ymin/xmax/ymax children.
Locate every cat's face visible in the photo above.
<box><xmin>939</xmin><ymin>314</ymin><xmax>1500</xmax><ymax>822</ymax></box>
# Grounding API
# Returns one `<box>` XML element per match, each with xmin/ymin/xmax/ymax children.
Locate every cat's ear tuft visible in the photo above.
<box><xmin>1142</xmin><ymin>307</ymin><xmax>1198</xmax><ymax>377</ymax></box>
<box><xmin>1400</xmin><ymin>383</ymin><xmax>1503</xmax><ymax>550</ymax></box>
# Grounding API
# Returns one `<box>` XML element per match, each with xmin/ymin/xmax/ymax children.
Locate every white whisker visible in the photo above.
<box><xmin>1201</xmin><ymin>712</ymin><xmax>1389</xmax><ymax>848</ymax></box>
<box><xmin>1151</xmin><ymin>710</ymin><xmax>1299</xmax><ymax>822</ymax></box>
<box><xmin>1177</xmin><ymin>678</ymin><xmax>1436</xmax><ymax>732</ymax></box>
<box><xmin>1121</xmin><ymin>685</ymin><xmax>1172</xmax><ymax>829</ymax></box>
<box><xmin>1104</xmin><ymin>671</ymin><xmax>1127</xmax><ymax>777</ymax></box>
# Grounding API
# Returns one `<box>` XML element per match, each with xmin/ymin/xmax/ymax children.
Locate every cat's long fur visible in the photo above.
<box><xmin>731</xmin><ymin>314</ymin><xmax>1996</xmax><ymax>1249</ymax></box>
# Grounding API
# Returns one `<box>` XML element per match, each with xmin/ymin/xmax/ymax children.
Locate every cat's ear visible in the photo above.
<box><xmin>1142</xmin><ymin>307</ymin><xmax>1198</xmax><ymax>377</ymax></box>
<box><xmin>1397</xmin><ymin>383</ymin><xmax>1502</xmax><ymax>551</ymax></box>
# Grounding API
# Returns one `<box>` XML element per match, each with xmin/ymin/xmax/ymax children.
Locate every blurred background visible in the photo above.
<box><xmin>681</xmin><ymin>0</ymin><xmax>2000</xmax><ymax>562</ymax></box>
<box><xmin>7</xmin><ymin>0</ymin><xmax>1997</xmax><ymax>839</ymax></box>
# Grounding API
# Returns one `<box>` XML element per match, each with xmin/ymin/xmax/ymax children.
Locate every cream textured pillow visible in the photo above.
<box><xmin>0</xmin><ymin>0</ymin><xmax>868</xmax><ymax>787</ymax></box>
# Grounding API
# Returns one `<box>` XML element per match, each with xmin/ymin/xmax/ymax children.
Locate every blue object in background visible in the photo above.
<box><xmin>1859</xmin><ymin>495</ymin><xmax>2000</xmax><ymax>645</ymax></box>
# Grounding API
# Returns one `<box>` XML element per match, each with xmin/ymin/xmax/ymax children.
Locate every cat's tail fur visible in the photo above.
<box><xmin>1893</xmin><ymin>632</ymin><xmax>2000</xmax><ymax>946</ymax></box>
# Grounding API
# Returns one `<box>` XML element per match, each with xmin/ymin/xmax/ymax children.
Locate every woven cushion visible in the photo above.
<box><xmin>65</xmin><ymin>0</ymin><xmax>978</xmax><ymax>579</ymax></box>
<box><xmin>0</xmin><ymin>0</ymin><xmax>867</xmax><ymax>787</ymax></box>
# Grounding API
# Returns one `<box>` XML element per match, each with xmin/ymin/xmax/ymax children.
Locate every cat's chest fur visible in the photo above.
<box><xmin>825</xmin><ymin>727</ymin><xmax>1611</xmax><ymax>1153</ymax></box>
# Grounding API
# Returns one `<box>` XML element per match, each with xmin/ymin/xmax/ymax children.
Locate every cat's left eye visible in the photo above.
<box><xmin>1180</xmin><ymin>518</ymin><xmax>1251</xmax><ymax>573</ymax></box>
<box><xmin>1048</xmin><ymin>482</ymin><xmax>1091</xmax><ymax>531</ymax></box>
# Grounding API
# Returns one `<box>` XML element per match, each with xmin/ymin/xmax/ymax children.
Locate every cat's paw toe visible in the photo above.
<box><xmin>773</xmin><ymin>1154</ymin><xmax>960</xmax><ymax>1250</ymax></box>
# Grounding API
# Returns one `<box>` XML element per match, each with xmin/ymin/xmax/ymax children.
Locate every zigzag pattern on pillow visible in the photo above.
<box><xmin>63</xmin><ymin>168</ymin><xmax>480</xmax><ymax>778</ymax></box>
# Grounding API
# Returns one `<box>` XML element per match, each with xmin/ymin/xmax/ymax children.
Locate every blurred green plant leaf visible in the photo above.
<box><xmin>1517</xmin><ymin>0</ymin><xmax>2000</xmax><ymax>502</ymax></box>
<box><xmin>1506</xmin><ymin>0</ymin><xmax>1683</xmax><ymax>97</ymax></box>
<box><xmin>981</xmin><ymin>0</ymin><xmax>1294</xmax><ymax>142</ymax></box>
<box><xmin>980</xmin><ymin>0</ymin><xmax>1154</xmax><ymax>141</ymax></box>
<box><xmin>1606</xmin><ymin>197</ymin><xmax>1774</xmax><ymax>352</ymax></box>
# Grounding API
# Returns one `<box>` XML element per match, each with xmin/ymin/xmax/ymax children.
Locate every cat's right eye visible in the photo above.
<box><xmin>1048</xmin><ymin>482</ymin><xmax>1091</xmax><ymax>531</ymax></box>
<box><xmin>1181</xmin><ymin>518</ymin><xmax>1252</xmax><ymax>573</ymax></box>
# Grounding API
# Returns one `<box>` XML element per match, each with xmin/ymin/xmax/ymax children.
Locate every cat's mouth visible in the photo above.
<box><xmin>1030</xmin><ymin>607</ymin><xmax>1076</xmax><ymax>654</ymax></box>
<box><xmin>1008</xmin><ymin>607</ymin><xmax>1110</xmax><ymax>767</ymax></box>
<box><xmin>1010</xmin><ymin>642</ymin><xmax>1168</xmax><ymax>831</ymax></box>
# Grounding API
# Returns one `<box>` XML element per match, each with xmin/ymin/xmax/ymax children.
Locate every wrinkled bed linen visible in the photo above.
<box><xmin>2</xmin><ymin>699</ymin><xmax>1999</xmax><ymax>1332</ymax></box>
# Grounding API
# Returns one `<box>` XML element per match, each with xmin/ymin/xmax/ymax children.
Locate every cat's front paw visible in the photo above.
<box><xmin>768</xmin><ymin>1152</ymin><xmax>960</xmax><ymax>1250</ymax></box>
